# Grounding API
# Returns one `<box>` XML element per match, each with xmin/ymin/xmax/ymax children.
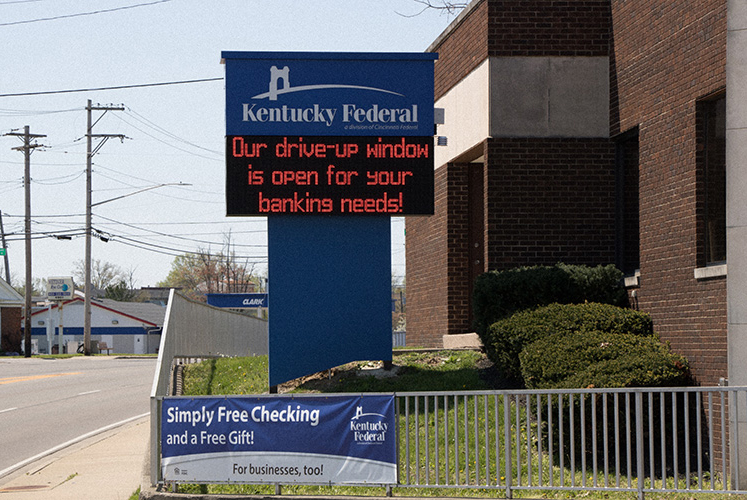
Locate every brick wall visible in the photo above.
<box><xmin>431</xmin><ymin>0</ymin><xmax>610</xmax><ymax>100</ymax></box>
<box><xmin>484</xmin><ymin>138</ymin><xmax>617</xmax><ymax>270</ymax></box>
<box><xmin>486</xmin><ymin>0</ymin><xmax>610</xmax><ymax>57</ymax></box>
<box><xmin>410</xmin><ymin>0</ymin><xmax>617</xmax><ymax>346</ymax></box>
<box><xmin>610</xmin><ymin>0</ymin><xmax>727</xmax><ymax>386</ymax></box>
<box><xmin>1</xmin><ymin>307</ymin><xmax>22</xmax><ymax>353</ymax></box>
<box><xmin>445</xmin><ymin>163</ymin><xmax>473</xmax><ymax>335</ymax></box>
<box><xmin>431</xmin><ymin>0</ymin><xmax>489</xmax><ymax>101</ymax></box>
<box><xmin>406</xmin><ymin>166</ymin><xmax>449</xmax><ymax>347</ymax></box>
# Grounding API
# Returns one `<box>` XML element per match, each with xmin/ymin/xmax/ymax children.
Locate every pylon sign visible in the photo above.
<box><xmin>46</xmin><ymin>276</ymin><xmax>74</xmax><ymax>301</ymax></box>
<box><xmin>222</xmin><ymin>52</ymin><xmax>436</xmax><ymax>386</ymax></box>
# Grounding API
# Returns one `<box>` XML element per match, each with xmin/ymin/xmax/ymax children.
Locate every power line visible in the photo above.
<box><xmin>0</xmin><ymin>107</ymin><xmax>80</xmax><ymax>116</ymax></box>
<box><xmin>32</xmin><ymin>170</ymin><xmax>85</xmax><ymax>185</ymax></box>
<box><xmin>114</xmin><ymin>113</ymin><xmax>222</xmax><ymax>161</ymax></box>
<box><xmin>0</xmin><ymin>0</ymin><xmax>173</xmax><ymax>27</ymax></box>
<box><xmin>94</xmin><ymin>214</ymin><xmax>267</xmax><ymax>248</ymax></box>
<box><xmin>0</xmin><ymin>77</ymin><xmax>223</xmax><ymax>98</ymax></box>
<box><xmin>122</xmin><ymin>107</ymin><xmax>222</xmax><ymax>155</ymax></box>
<box><xmin>108</xmin><ymin>233</ymin><xmax>267</xmax><ymax>261</ymax></box>
<box><xmin>0</xmin><ymin>0</ymin><xmax>44</xmax><ymax>5</ymax></box>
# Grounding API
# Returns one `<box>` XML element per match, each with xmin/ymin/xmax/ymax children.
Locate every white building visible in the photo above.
<box><xmin>30</xmin><ymin>297</ymin><xmax>165</xmax><ymax>354</ymax></box>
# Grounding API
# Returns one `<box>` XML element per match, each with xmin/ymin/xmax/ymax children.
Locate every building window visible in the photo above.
<box><xmin>615</xmin><ymin>128</ymin><xmax>640</xmax><ymax>275</ymax></box>
<box><xmin>699</xmin><ymin>94</ymin><xmax>726</xmax><ymax>265</ymax></box>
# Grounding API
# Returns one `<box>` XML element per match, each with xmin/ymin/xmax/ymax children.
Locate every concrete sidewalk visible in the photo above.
<box><xmin>0</xmin><ymin>416</ymin><xmax>149</xmax><ymax>499</ymax></box>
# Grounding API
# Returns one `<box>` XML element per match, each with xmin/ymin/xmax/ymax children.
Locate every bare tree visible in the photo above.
<box><xmin>158</xmin><ymin>232</ymin><xmax>260</xmax><ymax>301</ymax></box>
<box><xmin>405</xmin><ymin>0</ymin><xmax>468</xmax><ymax>17</ymax></box>
<box><xmin>73</xmin><ymin>259</ymin><xmax>127</xmax><ymax>290</ymax></box>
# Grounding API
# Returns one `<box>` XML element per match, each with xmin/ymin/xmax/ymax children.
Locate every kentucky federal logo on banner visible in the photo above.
<box><xmin>161</xmin><ymin>394</ymin><xmax>396</xmax><ymax>485</ymax></box>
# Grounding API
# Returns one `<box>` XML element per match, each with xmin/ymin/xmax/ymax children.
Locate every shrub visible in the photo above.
<box><xmin>472</xmin><ymin>264</ymin><xmax>628</xmax><ymax>345</ymax></box>
<box><xmin>520</xmin><ymin>330</ymin><xmax>690</xmax><ymax>389</ymax></box>
<box><xmin>485</xmin><ymin>302</ymin><xmax>652</xmax><ymax>383</ymax></box>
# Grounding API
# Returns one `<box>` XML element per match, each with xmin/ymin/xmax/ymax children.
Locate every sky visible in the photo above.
<box><xmin>0</xmin><ymin>0</ymin><xmax>457</xmax><ymax>289</ymax></box>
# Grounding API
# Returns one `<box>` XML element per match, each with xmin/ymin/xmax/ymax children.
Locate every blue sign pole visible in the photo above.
<box><xmin>222</xmin><ymin>52</ymin><xmax>436</xmax><ymax>387</ymax></box>
<box><xmin>268</xmin><ymin>215</ymin><xmax>391</xmax><ymax>384</ymax></box>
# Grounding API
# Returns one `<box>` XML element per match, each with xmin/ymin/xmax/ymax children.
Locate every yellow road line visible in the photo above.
<box><xmin>0</xmin><ymin>372</ymin><xmax>83</xmax><ymax>385</ymax></box>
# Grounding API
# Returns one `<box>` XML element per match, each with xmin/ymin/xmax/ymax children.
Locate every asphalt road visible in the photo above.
<box><xmin>0</xmin><ymin>356</ymin><xmax>156</xmax><ymax>475</ymax></box>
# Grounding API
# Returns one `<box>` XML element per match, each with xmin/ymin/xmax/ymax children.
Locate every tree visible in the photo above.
<box><xmin>392</xmin><ymin>275</ymin><xmax>406</xmax><ymax>331</ymax></box>
<box><xmin>408</xmin><ymin>0</ymin><xmax>468</xmax><ymax>16</ymax></box>
<box><xmin>73</xmin><ymin>259</ymin><xmax>127</xmax><ymax>290</ymax></box>
<box><xmin>104</xmin><ymin>280</ymin><xmax>145</xmax><ymax>302</ymax></box>
<box><xmin>158</xmin><ymin>234</ymin><xmax>261</xmax><ymax>302</ymax></box>
<box><xmin>72</xmin><ymin>259</ymin><xmax>143</xmax><ymax>301</ymax></box>
<box><xmin>12</xmin><ymin>275</ymin><xmax>45</xmax><ymax>297</ymax></box>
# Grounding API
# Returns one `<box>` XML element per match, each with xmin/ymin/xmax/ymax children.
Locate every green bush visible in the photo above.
<box><xmin>486</xmin><ymin>302</ymin><xmax>652</xmax><ymax>383</ymax></box>
<box><xmin>472</xmin><ymin>263</ymin><xmax>628</xmax><ymax>345</ymax></box>
<box><xmin>520</xmin><ymin>330</ymin><xmax>690</xmax><ymax>389</ymax></box>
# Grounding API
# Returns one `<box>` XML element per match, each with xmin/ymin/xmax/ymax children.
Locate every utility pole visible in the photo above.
<box><xmin>5</xmin><ymin>126</ymin><xmax>46</xmax><ymax>357</ymax></box>
<box><xmin>84</xmin><ymin>100</ymin><xmax>125</xmax><ymax>355</ymax></box>
<box><xmin>0</xmin><ymin>211</ymin><xmax>10</xmax><ymax>283</ymax></box>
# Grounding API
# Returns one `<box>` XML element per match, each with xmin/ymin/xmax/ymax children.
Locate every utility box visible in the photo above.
<box><xmin>66</xmin><ymin>340</ymin><xmax>79</xmax><ymax>354</ymax></box>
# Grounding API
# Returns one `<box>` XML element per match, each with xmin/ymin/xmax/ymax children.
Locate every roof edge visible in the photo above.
<box><xmin>426</xmin><ymin>0</ymin><xmax>486</xmax><ymax>54</ymax></box>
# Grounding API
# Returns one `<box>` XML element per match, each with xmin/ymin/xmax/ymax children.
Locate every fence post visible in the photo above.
<box><xmin>504</xmin><ymin>394</ymin><xmax>512</xmax><ymax>499</ymax></box>
<box><xmin>150</xmin><ymin>396</ymin><xmax>160</xmax><ymax>486</ymax></box>
<box><xmin>730</xmin><ymin>386</ymin><xmax>747</xmax><ymax>491</ymax></box>
<box><xmin>635</xmin><ymin>392</ymin><xmax>644</xmax><ymax>500</ymax></box>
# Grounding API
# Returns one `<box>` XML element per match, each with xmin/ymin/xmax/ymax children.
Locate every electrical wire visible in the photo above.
<box><xmin>32</xmin><ymin>170</ymin><xmax>85</xmax><ymax>185</ymax></box>
<box><xmin>123</xmin><ymin>107</ymin><xmax>222</xmax><ymax>155</ymax></box>
<box><xmin>108</xmin><ymin>233</ymin><xmax>267</xmax><ymax>261</ymax></box>
<box><xmin>0</xmin><ymin>107</ymin><xmax>80</xmax><ymax>116</ymax></box>
<box><xmin>114</xmin><ymin>113</ymin><xmax>222</xmax><ymax>161</ymax></box>
<box><xmin>3</xmin><ymin>229</ymin><xmax>88</xmax><ymax>242</ymax></box>
<box><xmin>93</xmin><ymin>214</ymin><xmax>267</xmax><ymax>247</ymax></box>
<box><xmin>0</xmin><ymin>0</ymin><xmax>174</xmax><ymax>27</ymax></box>
<box><xmin>0</xmin><ymin>77</ymin><xmax>222</xmax><ymax>98</ymax></box>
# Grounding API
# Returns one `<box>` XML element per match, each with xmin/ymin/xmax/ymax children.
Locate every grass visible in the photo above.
<box><xmin>2</xmin><ymin>353</ymin><xmax>159</xmax><ymax>359</ymax></box>
<box><xmin>175</xmin><ymin>351</ymin><xmax>732</xmax><ymax>499</ymax></box>
<box><xmin>182</xmin><ymin>355</ymin><xmax>269</xmax><ymax>395</ymax></box>
<box><xmin>180</xmin><ymin>351</ymin><xmax>490</xmax><ymax>396</ymax></box>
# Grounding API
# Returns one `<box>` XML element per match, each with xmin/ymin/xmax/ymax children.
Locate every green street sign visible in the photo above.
<box><xmin>0</xmin><ymin>248</ymin><xmax>5</xmax><ymax>256</ymax></box>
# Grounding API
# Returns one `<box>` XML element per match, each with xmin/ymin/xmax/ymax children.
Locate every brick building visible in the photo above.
<box><xmin>0</xmin><ymin>279</ymin><xmax>23</xmax><ymax>353</ymax></box>
<box><xmin>406</xmin><ymin>0</ymin><xmax>746</xmax><ymax>389</ymax></box>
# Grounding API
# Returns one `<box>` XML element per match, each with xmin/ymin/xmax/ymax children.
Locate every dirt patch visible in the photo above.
<box><xmin>277</xmin><ymin>350</ymin><xmax>511</xmax><ymax>393</ymax></box>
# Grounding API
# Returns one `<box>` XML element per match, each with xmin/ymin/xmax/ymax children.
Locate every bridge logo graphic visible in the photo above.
<box><xmin>252</xmin><ymin>65</ymin><xmax>405</xmax><ymax>101</ymax></box>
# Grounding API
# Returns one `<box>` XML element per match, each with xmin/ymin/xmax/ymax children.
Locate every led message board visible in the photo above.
<box><xmin>226</xmin><ymin>135</ymin><xmax>433</xmax><ymax>215</ymax></box>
